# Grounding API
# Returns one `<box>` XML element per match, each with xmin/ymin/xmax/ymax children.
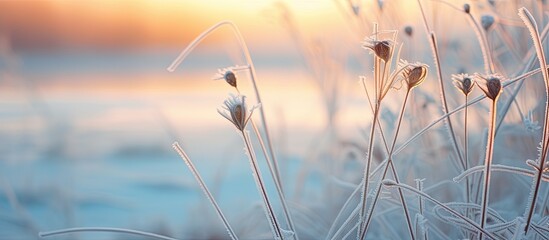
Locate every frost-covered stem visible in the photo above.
<box><xmin>327</xmin><ymin>159</ymin><xmax>391</xmax><ymax>240</ymax></box>
<box><xmin>382</xmin><ymin>180</ymin><xmax>500</xmax><ymax>240</ymax></box>
<box><xmin>172</xmin><ymin>142</ymin><xmax>238</xmax><ymax>240</ymax></box>
<box><xmin>479</xmin><ymin>100</ymin><xmax>497</xmax><ymax>240</ymax></box>
<box><xmin>360</xmin><ymin>90</ymin><xmax>415</xmax><ymax>240</ymax></box>
<box><xmin>387</xmin><ymin>160</ymin><xmax>415</xmax><ymax>240</ymax></box>
<box><xmin>464</xmin><ymin>95</ymin><xmax>472</xmax><ymax>226</ymax></box>
<box><xmin>360</xmin><ymin>77</ymin><xmax>390</xmax><ymax>152</ymax></box>
<box><xmin>360</xmin><ymin>161</ymin><xmax>390</xmax><ymax>240</ymax></box>
<box><xmin>394</xmin><ymin>68</ymin><xmax>541</xmax><ymax>157</ymax></box>
<box><xmin>453</xmin><ymin>164</ymin><xmax>549</xmax><ymax>183</ymax></box>
<box><xmin>167</xmin><ymin>20</ymin><xmax>285</xmax><ymax>197</ymax></box>
<box><xmin>357</xmin><ymin>102</ymin><xmax>380</xmax><ymax>238</ymax></box>
<box><xmin>416</xmin><ymin>0</ymin><xmax>466</xmax><ymax>171</ymax></box>
<box><xmin>415</xmin><ymin>179</ymin><xmax>428</xmax><ymax>240</ymax></box>
<box><xmin>250</xmin><ymin>120</ymin><xmax>298</xmax><ymax>240</ymax></box>
<box><xmin>466</xmin><ymin>13</ymin><xmax>494</xmax><ymax>74</ymax></box>
<box><xmin>39</xmin><ymin>227</ymin><xmax>178</xmax><ymax>240</ymax></box>
<box><xmin>241</xmin><ymin>130</ymin><xmax>283</xmax><ymax>240</ymax></box>
<box><xmin>496</xmin><ymin>21</ymin><xmax>549</xmax><ymax>135</ymax></box>
<box><xmin>518</xmin><ymin>7</ymin><xmax>549</xmax><ymax>234</ymax></box>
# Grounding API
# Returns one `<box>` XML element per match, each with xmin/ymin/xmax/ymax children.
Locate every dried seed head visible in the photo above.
<box><xmin>475</xmin><ymin>74</ymin><xmax>503</xmax><ymax>100</ymax></box>
<box><xmin>452</xmin><ymin>73</ymin><xmax>475</xmax><ymax>96</ymax></box>
<box><xmin>351</xmin><ymin>4</ymin><xmax>360</xmax><ymax>16</ymax></box>
<box><xmin>224</xmin><ymin>71</ymin><xmax>237</xmax><ymax>88</ymax></box>
<box><xmin>213</xmin><ymin>65</ymin><xmax>249</xmax><ymax>90</ymax></box>
<box><xmin>400</xmin><ymin>61</ymin><xmax>428</xmax><ymax>90</ymax></box>
<box><xmin>363</xmin><ymin>39</ymin><xmax>392</xmax><ymax>62</ymax></box>
<box><xmin>481</xmin><ymin>15</ymin><xmax>495</xmax><ymax>31</ymax></box>
<box><xmin>404</xmin><ymin>25</ymin><xmax>413</xmax><ymax>37</ymax></box>
<box><xmin>217</xmin><ymin>94</ymin><xmax>260</xmax><ymax>131</ymax></box>
<box><xmin>377</xmin><ymin>0</ymin><xmax>384</xmax><ymax>10</ymax></box>
<box><xmin>463</xmin><ymin>4</ymin><xmax>470</xmax><ymax>14</ymax></box>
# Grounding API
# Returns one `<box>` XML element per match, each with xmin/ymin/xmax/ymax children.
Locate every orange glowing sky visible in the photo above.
<box><xmin>0</xmin><ymin>0</ymin><xmax>348</xmax><ymax>52</ymax></box>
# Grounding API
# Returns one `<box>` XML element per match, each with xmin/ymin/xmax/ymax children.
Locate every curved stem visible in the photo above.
<box><xmin>495</xmin><ymin>21</ymin><xmax>549</xmax><ymax>135</ymax></box>
<box><xmin>453</xmin><ymin>164</ymin><xmax>549</xmax><ymax>183</ymax></box>
<box><xmin>167</xmin><ymin>22</ymin><xmax>286</xmax><ymax>222</ymax></box>
<box><xmin>416</xmin><ymin>0</ymin><xmax>465</xmax><ymax>172</ymax></box>
<box><xmin>466</xmin><ymin>13</ymin><xmax>494</xmax><ymax>74</ymax></box>
<box><xmin>382</xmin><ymin>181</ymin><xmax>501</xmax><ymax>240</ymax></box>
<box><xmin>39</xmin><ymin>227</ymin><xmax>178</xmax><ymax>240</ymax></box>
<box><xmin>518</xmin><ymin>8</ymin><xmax>549</xmax><ymax>234</ymax></box>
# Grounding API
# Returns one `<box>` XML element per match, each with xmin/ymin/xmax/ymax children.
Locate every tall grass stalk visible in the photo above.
<box><xmin>381</xmin><ymin>180</ymin><xmax>501</xmax><ymax>240</ymax></box>
<box><xmin>465</xmin><ymin>11</ymin><xmax>495</xmax><ymax>74</ymax></box>
<box><xmin>495</xmin><ymin>22</ymin><xmax>549</xmax><ymax>134</ymax></box>
<box><xmin>357</xmin><ymin>24</ymin><xmax>412</xmax><ymax>240</ymax></box>
<box><xmin>359</xmin><ymin>90</ymin><xmax>415</xmax><ymax>240</ymax></box>
<box><xmin>464</xmin><ymin>94</ymin><xmax>470</xmax><ymax>206</ymax></box>
<box><xmin>453</xmin><ymin>164</ymin><xmax>549</xmax><ymax>182</ymax></box>
<box><xmin>415</xmin><ymin>179</ymin><xmax>428</xmax><ymax>240</ymax></box>
<box><xmin>168</xmin><ymin>21</ymin><xmax>297</xmax><ymax>237</ymax></box>
<box><xmin>357</xmin><ymin>91</ymin><xmax>380</xmax><ymax>239</ymax></box>
<box><xmin>479</xmin><ymin>98</ymin><xmax>498</xmax><ymax>240</ymax></box>
<box><xmin>240</xmin><ymin>130</ymin><xmax>284</xmax><ymax>240</ymax></box>
<box><xmin>357</xmin><ymin>23</ymin><xmax>383</xmax><ymax>239</ymax></box>
<box><xmin>39</xmin><ymin>227</ymin><xmax>179</xmax><ymax>240</ymax></box>
<box><xmin>167</xmin><ymin>20</ymin><xmax>286</xmax><ymax>206</ymax></box>
<box><xmin>250</xmin><ymin>119</ymin><xmax>297</xmax><ymax>239</ymax></box>
<box><xmin>518</xmin><ymin>7</ymin><xmax>549</xmax><ymax>234</ymax></box>
<box><xmin>172</xmin><ymin>142</ymin><xmax>239</xmax><ymax>240</ymax></box>
<box><xmin>416</xmin><ymin>0</ymin><xmax>466</xmax><ymax>172</ymax></box>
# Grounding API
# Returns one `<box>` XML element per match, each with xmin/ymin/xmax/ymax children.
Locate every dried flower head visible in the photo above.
<box><xmin>475</xmin><ymin>73</ymin><xmax>503</xmax><ymax>100</ymax></box>
<box><xmin>351</xmin><ymin>4</ymin><xmax>360</xmax><ymax>16</ymax></box>
<box><xmin>213</xmin><ymin>65</ymin><xmax>249</xmax><ymax>89</ymax></box>
<box><xmin>481</xmin><ymin>15</ymin><xmax>495</xmax><ymax>31</ymax></box>
<box><xmin>452</xmin><ymin>73</ymin><xmax>475</xmax><ymax>96</ymax></box>
<box><xmin>217</xmin><ymin>94</ymin><xmax>260</xmax><ymax>131</ymax></box>
<box><xmin>463</xmin><ymin>4</ymin><xmax>470</xmax><ymax>14</ymax></box>
<box><xmin>404</xmin><ymin>25</ymin><xmax>413</xmax><ymax>37</ymax></box>
<box><xmin>399</xmin><ymin>60</ymin><xmax>428</xmax><ymax>90</ymax></box>
<box><xmin>363</xmin><ymin>38</ymin><xmax>393</xmax><ymax>62</ymax></box>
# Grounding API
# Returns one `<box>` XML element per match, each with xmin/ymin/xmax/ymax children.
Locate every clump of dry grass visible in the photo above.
<box><xmin>38</xmin><ymin>1</ymin><xmax>549</xmax><ymax>240</ymax></box>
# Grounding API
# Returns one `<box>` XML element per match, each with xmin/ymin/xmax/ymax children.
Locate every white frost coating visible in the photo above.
<box><xmin>241</xmin><ymin>131</ymin><xmax>283</xmax><ymax>240</ymax></box>
<box><xmin>172</xmin><ymin>142</ymin><xmax>239</xmax><ymax>240</ymax></box>
<box><xmin>382</xmin><ymin>181</ymin><xmax>502</xmax><ymax>240</ymax></box>
<box><xmin>518</xmin><ymin>7</ymin><xmax>549</xmax><ymax>235</ymax></box>
<box><xmin>39</xmin><ymin>227</ymin><xmax>179</xmax><ymax>240</ymax></box>
<box><xmin>453</xmin><ymin>164</ymin><xmax>549</xmax><ymax>183</ymax></box>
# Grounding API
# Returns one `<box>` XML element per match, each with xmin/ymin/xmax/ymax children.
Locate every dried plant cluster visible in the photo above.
<box><xmin>40</xmin><ymin>1</ymin><xmax>549</xmax><ymax>240</ymax></box>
